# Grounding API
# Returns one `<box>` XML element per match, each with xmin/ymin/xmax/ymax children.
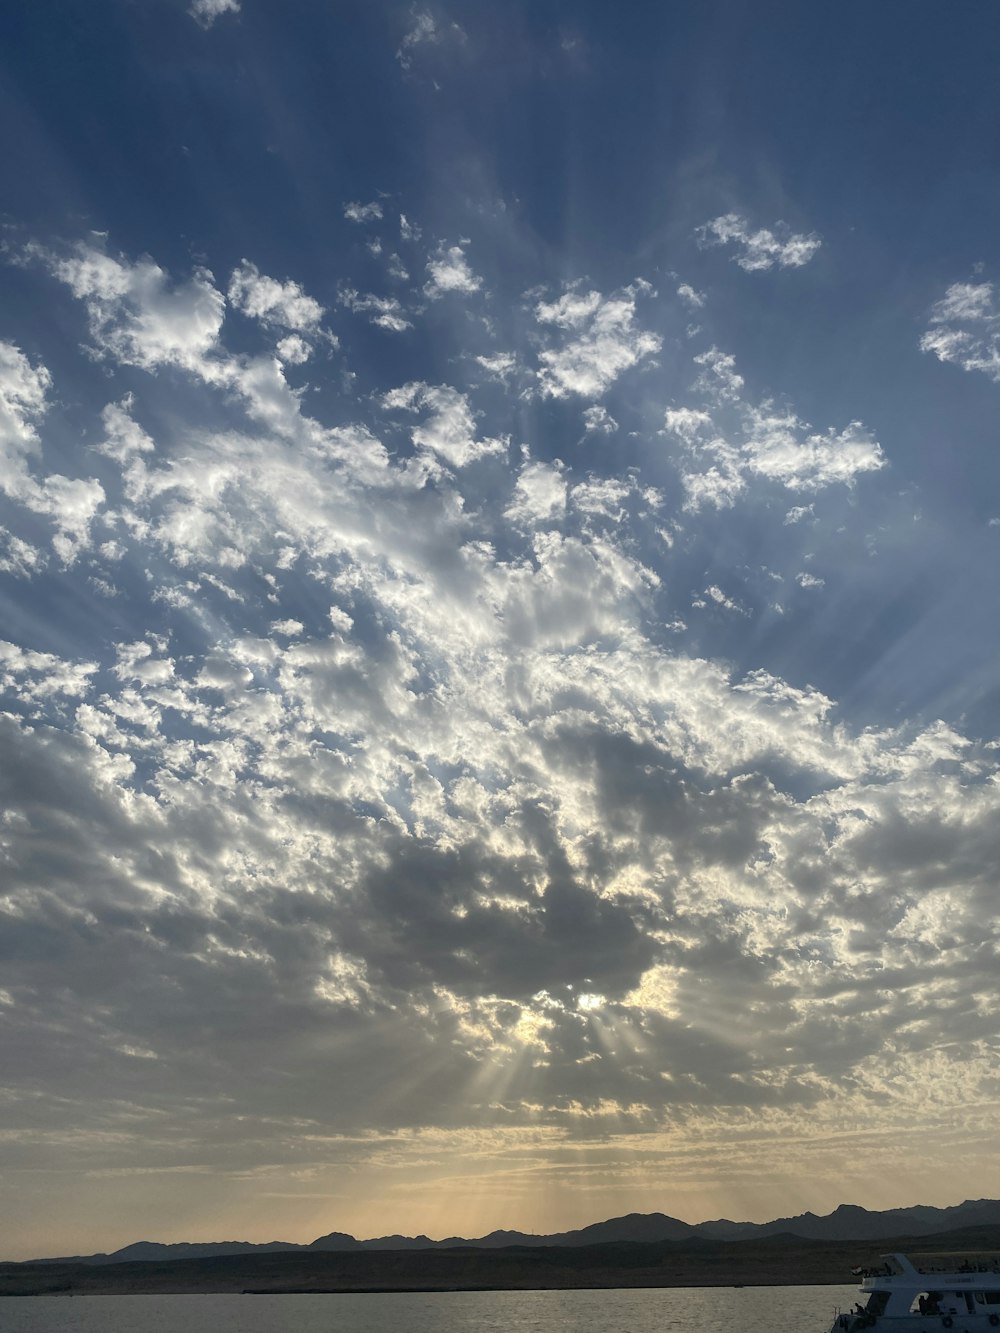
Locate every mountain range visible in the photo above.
<box><xmin>29</xmin><ymin>1198</ymin><xmax>1000</xmax><ymax>1265</ymax></box>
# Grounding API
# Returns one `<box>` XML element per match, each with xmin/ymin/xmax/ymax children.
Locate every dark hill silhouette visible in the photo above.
<box><xmin>306</xmin><ymin>1231</ymin><xmax>363</xmax><ymax>1251</ymax></box>
<box><xmin>554</xmin><ymin>1212</ymin><xmax>697</xmax><ymax>1246</ymax></box>
<box><xmin>24</xmin><ymin>1198</ymin><xmax>1000</xmax><ymax>1266</ymax></box>
<box><xmin>701</xmin><ymin>1200</ymin><xmax>1000</xmax><ymax>1242</ymax></box>
<box><xmin>9</xmin><ymin>1221</ymin><xmax>1000</xmax><ymax>1297</ymax></box>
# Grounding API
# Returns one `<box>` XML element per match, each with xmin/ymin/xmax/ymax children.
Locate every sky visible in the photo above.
<box><xmin>2</xmin><ymin>0</ymin><xmax>1000</xmax><ymax>1262</ymax></box>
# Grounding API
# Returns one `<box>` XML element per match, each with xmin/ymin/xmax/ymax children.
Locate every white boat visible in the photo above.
<box><xmin>831</xmin><ymin>1254</ymin><xmax>1000</xmax><ymax>1331</ymax></box>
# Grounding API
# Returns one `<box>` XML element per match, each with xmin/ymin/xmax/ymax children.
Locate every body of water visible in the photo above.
<box><xmin>0</xmin><ymin>1283</ymin><xmax>860</xmax><ymax>1332</ymax></box>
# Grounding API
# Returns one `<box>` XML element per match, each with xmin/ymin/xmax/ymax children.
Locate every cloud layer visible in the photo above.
<box><xmin>1</xmin><ymin>188</ymin><xmax>999</xmax><ymax>1255</ymax></box>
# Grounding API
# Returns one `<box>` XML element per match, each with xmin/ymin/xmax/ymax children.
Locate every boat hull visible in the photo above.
<box><xmin>833</xmin><ymin>1317</ymin><xmax>1000</xmax><ymax>1332</ymax></box>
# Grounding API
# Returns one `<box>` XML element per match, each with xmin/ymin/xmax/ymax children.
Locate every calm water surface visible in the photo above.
<box><xmin>0</xmin><ymin>1283</ymin><xmax>859</xmax><ymax>1332</ymax></box>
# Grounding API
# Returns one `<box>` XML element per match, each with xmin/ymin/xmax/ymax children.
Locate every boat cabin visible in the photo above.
<box><xmin>834</xmin><ymin>1253</ymin><xmax>1000</xmax><ymax>1329</ymax></box>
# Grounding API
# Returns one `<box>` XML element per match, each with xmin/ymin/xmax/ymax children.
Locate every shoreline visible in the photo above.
<box><xmin>1</xmin><ymin>1280</ymin><xmax>856</xmax><ymax>1298</ymax></box>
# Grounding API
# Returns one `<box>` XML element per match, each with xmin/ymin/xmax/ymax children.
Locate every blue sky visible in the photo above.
<box><xmin>2</xmin><ymin>0</ymin><xmax>1000</xmax><ymax>1259</ymax></box>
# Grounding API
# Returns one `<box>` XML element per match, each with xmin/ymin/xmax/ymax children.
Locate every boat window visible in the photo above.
<box><xmin>866</xmin><ymin>1292</ymin><xmax>889</xmax><ymax>1316</ymax></box>
<box><xmin>912</xmin><ymin>1292</ymin><xmax>941</xmax><ymax>1316</ymax></box>
<box><xmin>974</xmin><ymin>1291</ymin><xmax>1000</xmax><ymax>1305</ymax></box>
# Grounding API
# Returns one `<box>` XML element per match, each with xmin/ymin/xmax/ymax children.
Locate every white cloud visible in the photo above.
<box><xmin>668</xmin><ymin>364</ymin><xmax>882</xmax><ymax>511</ymax></box>
<box><xmin>34</xmin><ymin>241</ymin><xmax>225</xmax><ymax>374</ymax></box>
<box><xmin>29</xmin><ymin>242</ymin><xmax>351</xmax><ymax>466</ymax></box>
<box><xmin>275</xmin><ymin>334</ymin><xmax>312</xmax><ymax>365</ymax></box>
<box><xmin>681</xmin><ymin>453</ymin><xmax>746</xmax><ymax>511</ymax></box>
<box><xmin>341</xmin><ymin>289</ymin><xmax>412</xmax><ymax>332</ymax></box>
<box><xmin>677</xmin><ymin>282</ymin><xmax>705</xmax><ymax>309</ymax></box>
<box><xmin>0</xmin><ymin>639</ymin><xmax>97</xmax><ymax>699</ymax></box>
<box><xmin>397</xmin><ymin>9</ymin><xmax>467</xmax><ymax>69</ymax></box>
<box><xmin>663</xmin><ymin>406</ymin><xmax>712</xmax><ymax>445</ymax></box>
<box><xmin>700</xmin><ymin>583</ymin><xmax>746</xmax><ymax>614</ymax></box>
<box><xmin>228</xmin><ymin>261</ymin><xmax>325</xmax><ymax>334</ymax></box>
<box><xmin>0</xmin><ymin>342</ymin><xmax>106</xmax><ymax>561</ymax></box>
<box><xmin>535</xmin><ymin>289</ymin><xmax>604</xmax><ymax>328</ymax></box>
<box><xmin>505</xmin><ymin>460</ymin><xmax>567</xmax><ymax>525</ymax></box>
<box><xmin>114</xmin><ymin>640</ymin><xmax>175</xmax><ymax>687</ymax></box>
<box><xmin>920</xmin><ymin>280</ymin><xmax>1000</xmax><ymax>382</ymax></box>
<box><xmin>571</xmin><ymin>476</ymin><xmax>632</xmax><ymax>520</ymax></box>
<box><xmin>475</xmin><ymin>352</ymin><xmax>517</xmax><ymax>381</ymax></box>
<box><xmin>696</xmin><ymin>214</ymin><xmax>821</xmax><ymax>271</ymax></box>
<box><xmin>196</xmin><ymin>655</ymin><xmax>253</xmax><ymax>691</ymax></box>
<box><xmin>96</xmin><ymin>396</ymin><xmax>155</xmax><ymax>464</ymax></box>
<box><xmin>927</xmin><ymin>281</ymin><xmax>995</xmax><ymax>323</ymax></box>
<box><xmin>0</xmin><ymin>528</ymin><xmax>46</xmax><ymax>577</ymax></box>
<box><xmin>398</xmin><ymin>9</ymin><xmax>438</xmax><ymax>64</ymax></box>
<box><xmin>189</xmin><ymin>0</ymin><xmax>239</xmax><ymax>27</ymax></box>
<box><xmin>424</xmin><ymin>243</ymin><xmax>482</xmax><ymax>299</ymax></box>
<box><xmin>582</xmin><ymin>404</ymin><xmax>618</xmax><ymax>434</ymax></box>
<box><xmin>0</xmin><ymin>341</ymin><xmax>50</xmax><ymax>499</ymax></box>
<box><xmin>666</xmin><ymin>393</ymin><xmax>748</xmax><ymax>513</ymax></box>
<box><xmin>692</xmin><ymin>347</ymin><xmax>744</xmax><ymax>401</ymax></box>
<box><xmin>535</xmin><ymin>284</ymin><xmax>661</xmax><ymax>400</ymax></box>
<box><xmin>743</xmin><ymin>405</ymin><xmax>885</xmax><ymax>490</ymax></box>
<box><xmin>40</xmin><ymin>474</ymin><xmax>106</xmax><ymax>565</ymax></box>
<box><xmin>795</xmin><ymin>571</ymin><xmax>825</xmax><ymax>589</ymax></box>
<box><xmin>382</xmin><ymin>381</ymin><xmax>506</xmax><ymax>467</ymax></box>
<box><xmin>344</xmin><ymin>200</ymin><xmax>384</xmax><ymax>223</ymax></box>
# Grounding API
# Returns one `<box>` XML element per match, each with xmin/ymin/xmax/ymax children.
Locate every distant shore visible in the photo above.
<box><xmin>5</xmin><ymin>1224</ymin><xmax>1000</xmax><ymax>1297</ymax></box>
